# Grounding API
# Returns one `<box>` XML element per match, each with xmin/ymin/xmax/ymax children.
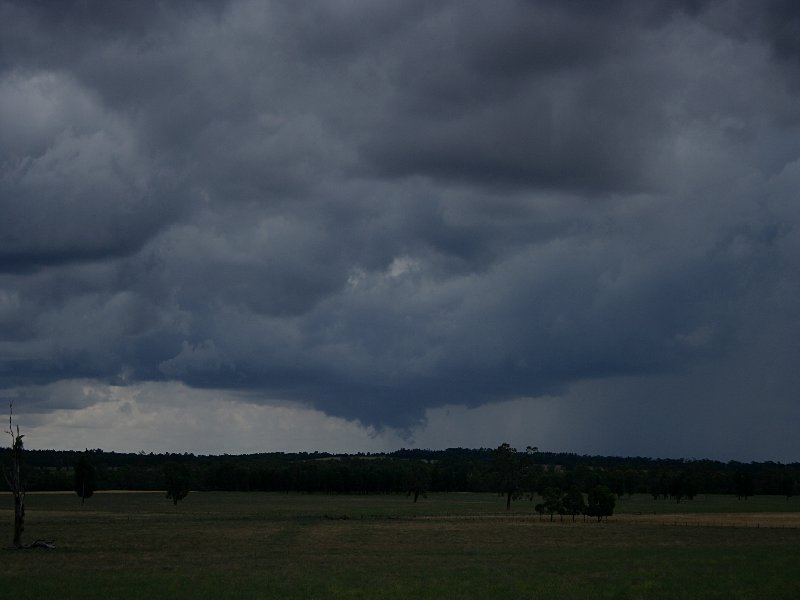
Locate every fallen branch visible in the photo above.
<box><xmin>19</xmin><ymin>539</ymin><xmax>55</xmax><ymax>550</ymax></box>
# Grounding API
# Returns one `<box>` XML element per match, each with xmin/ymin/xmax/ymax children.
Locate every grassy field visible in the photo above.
<box><xmin>2</xmin><ymin>492</ymin><xmax>799</xmax><ymax>599</ymax></box>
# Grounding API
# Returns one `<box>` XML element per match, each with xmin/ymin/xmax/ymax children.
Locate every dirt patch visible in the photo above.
<box><xmin>412</xmin><ymin>512</ymin><xmax>800</xmax><ymax>529</ymax></box>
<box><xmin>617</xmin><ymin>512</ymin><xmax>800</xmax><ymax>528</ymax></box>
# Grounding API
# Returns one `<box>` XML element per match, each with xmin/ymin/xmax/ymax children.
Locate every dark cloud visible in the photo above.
<box><xmin>0</xmin><ymin>70</ymin><xmax>186</xmax><ymax>272</ymax></box>
<box><xmin>1</xmin><ymin>1</ymin><xmax>799</xmax><ymax>456</ymax></box>
<box><xmin>356</xmin><ymin>3</ymin><xmax>671</xmax><ymax>191</ymax></box>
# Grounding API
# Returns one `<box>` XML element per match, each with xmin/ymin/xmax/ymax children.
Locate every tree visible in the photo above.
<box><xmin>684</xmin><ymin>474</ymin><xmax>698</xmax><ymax>501</ymax></box>
<box><xmin>492</xmin><ymin>443</ymin><xmax>536</xmax><ymax>510</ymax></box>
<box><xmin>3</xmin><ymin>403</ymin><xmax>26</xmax><ymax>548</ymax></box>
<box><xmin>562</xmin><ymin>485</ymin><xmax>587</xmax><ymax>522</ymax></box>
<box><xmin>623</xmin><ymin>469</ymin><xmax>641</xmax><ymax>497</ymax></box>
<box><xmin>734</xmin><ymin>471</ymin><xmax>755</xmax><ymax>501</ymax></box>
<box><xmin>164</xmin><ymin>463</ymin><xmax>191</xmax><ymax>506</ymax></box>
<box><xmin>586</xmin><ymin>485</ymin><xmax>616</xmax><ymax>522</ymax></box>
<box><xmin>668</xmin><ymin>473</ymin><xmax>686</xmax><ymax>504</ymax></box>
<box><xmin>541</xmin><ymin>487</ymin><xmax>564</xmax><ymax>522</ymax></box>
<box><xmin>74</xmin><ymin>452</ymin><xmax>96</xmax><ymax>505</ymax></box>
<box><xmin>405</xmin><ymin>460</ymin><xmax>432</xmax><ymax>503</ymax></box>
<box><xmin>781</xmin><ymin>475</ymin><xmax>795</xmax><ymax>500</ymax></box>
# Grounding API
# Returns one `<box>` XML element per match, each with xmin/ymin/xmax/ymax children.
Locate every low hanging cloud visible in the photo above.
<box><xmin>1</xmin><ymin>0</ymin><xmax>799</xmax><ymax>457</ymax></box>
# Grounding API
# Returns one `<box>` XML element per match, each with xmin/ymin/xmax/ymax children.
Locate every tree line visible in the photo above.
<box><xmin>14</xmin><ymin>445</ymin><xmax>799</xmax><ymax>501</ymax></box>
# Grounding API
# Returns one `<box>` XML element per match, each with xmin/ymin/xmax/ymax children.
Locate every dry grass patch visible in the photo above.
<box><xmin>618</xmin><ymin>512</ymin><xmax>800</xmax><ymax>528</ymax></box>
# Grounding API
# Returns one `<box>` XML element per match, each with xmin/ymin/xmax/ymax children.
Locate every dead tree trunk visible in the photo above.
<box><xmin>4</xmin><ymin>403</ymin><xmax>25</xmax><ymax>549</ymax></box>
<box><xmin>12</xmin><ymin>490</ymin><xmax>24</xmax><ymax>548</ymax></box>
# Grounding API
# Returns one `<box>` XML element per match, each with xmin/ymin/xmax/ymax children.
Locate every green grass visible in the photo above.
<box><xmin>2</xmin><ymin>492</ymin><xmax>799</xmax><ymax>599</ymax></box>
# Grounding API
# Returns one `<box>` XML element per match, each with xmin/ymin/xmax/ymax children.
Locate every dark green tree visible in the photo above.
<box><xmin>668</xmin><ymin>472</ymin><xmax>686</xmax><ymax>504</ymax></box>
<box><xmin>562</xmin><ymin>485</ymin><xmax>587</xmax><ymax>522</ymax></box>
<box><xmin>781</xmin><ymin>475</ymin><xmax>795</xmax><ymax>500</ymax></box>
<box><xmin>649</xmin><ymin>477</ymin><xmax>662</xmax><ymax>501</ymax></box>
<box><xmin>492</xmin><ymin>443</ymin><xmax>536</xmax><ymax>510</ymax></box>
<box><xmin>74</xmin><ymin>453</ymin><xmax>96</xmax><ymax>504</ymax></box>
<box><xmin>586</xmin><ymin>485</ymin><xmax>616</xmax><ymax>522</ymax></box>
<box><xmin>623</xmin><ymin>469</ymin><xmax>641</xmax><ymax>496</ymax></box>
<box><xmin>405</xmin><ymin>460</ymin><xmax>432</xmax><ymax>503</ymax></box>
<box><xmin>684</xmin><ymin>474</ymin><xmax>698</xmax><ymax>501</ymax></box>
<box><xmin>541</xmin><ymin>487</ymin><xmax>564</xmax><ymax>522</ymax></box>
<box><xmin>164</xmin><ymin>463</ymin><xmax>191</xmax><ymax>506</ymax></box>
<box><xmin>734</xmin><ymin>471</ymin><xmax>755</xmax><ymax>501</ymax></box>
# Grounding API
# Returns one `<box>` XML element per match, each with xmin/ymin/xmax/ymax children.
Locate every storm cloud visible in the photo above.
<box><xmin>1</xmin><ymin>1</ymin><xmax>799</xmax><ymax>458</ymax></box>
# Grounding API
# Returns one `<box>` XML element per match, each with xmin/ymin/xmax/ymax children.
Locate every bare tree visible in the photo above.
<box><xmin>3</xmin><ymin>403</ymin><xmax>53</xmax><ymax>549</ymax></box>
<box><xmin>3</xmin><ymin>402</ymin><xmax>25</xmax><ymax>548</ymax></box>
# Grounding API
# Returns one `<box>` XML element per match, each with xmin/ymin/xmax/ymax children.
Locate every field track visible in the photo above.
<box><xmin>618</xmin><ymin>511</ymin><xmax>800</xmax><ymax>528</ymax></box>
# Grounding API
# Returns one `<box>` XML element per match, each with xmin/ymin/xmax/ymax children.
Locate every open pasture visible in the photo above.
<box><xmin>2</xmin><ymin>492</ymin><xmax>799</xmax><ymax>599</ymax></box>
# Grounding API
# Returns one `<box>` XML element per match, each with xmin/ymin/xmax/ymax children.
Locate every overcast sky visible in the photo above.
<box><xmin>1</xmin><ymin>0</ymin><xmax>799</xmax><ymax>460</ymax></box>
